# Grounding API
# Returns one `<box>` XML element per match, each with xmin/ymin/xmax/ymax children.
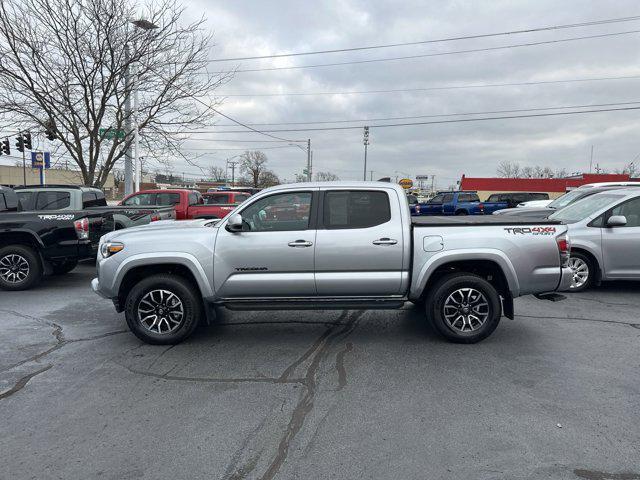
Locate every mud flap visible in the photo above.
<box><xmin>501</xmin><ymin>294</ymin><xmax>514</xmax><ymax>320</ymax></box>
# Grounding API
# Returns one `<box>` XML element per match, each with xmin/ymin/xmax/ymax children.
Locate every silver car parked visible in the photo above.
<box><xmin>548</xmin><ymin>188</ymin><xmax>640</xmax><ymax>291</ymax></box>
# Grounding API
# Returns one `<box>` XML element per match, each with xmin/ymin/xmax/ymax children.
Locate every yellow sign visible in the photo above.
<box><xmin>398</xmin><ymin>178</ymin><xmax>413</xmax><ymax>189</ymax></box>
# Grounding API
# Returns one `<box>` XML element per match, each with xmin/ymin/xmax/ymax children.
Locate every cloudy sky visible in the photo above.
<box><xmin>177</xmin><ymin>0</ymin><xmax>640</xmax><ymax>188</ymax></box>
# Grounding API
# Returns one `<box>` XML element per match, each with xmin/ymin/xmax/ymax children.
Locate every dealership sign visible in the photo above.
<box><xmin>398</xmin><ymin>178</ymin><xmax>413</xmax><ymax>189</ymax></box>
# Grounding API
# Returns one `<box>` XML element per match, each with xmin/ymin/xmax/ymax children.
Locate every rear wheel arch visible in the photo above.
<box><xmin>419</xmin><ymin>259</ymin><xmax>512</xmax><ymax>302</ymax></box>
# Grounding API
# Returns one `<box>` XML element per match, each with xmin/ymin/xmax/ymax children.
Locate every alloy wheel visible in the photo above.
<box><xmin>137</xmin><ymin>289</ymin><xmax>185</xmax><ymax>334</ymax></box>
<box><xmin>0</xmin><ymin>254</ymin><xmax>30</xmax><ymax>284</ymax></box>
<box><xmin>443</xmin><ymin>287</ymin><xmax>490</xmax><ymax>333</ymax></box>
<box><xmin>568</xmin><ymin>257</ymin><xmax>589</xmax><ymax>289</ymax></box>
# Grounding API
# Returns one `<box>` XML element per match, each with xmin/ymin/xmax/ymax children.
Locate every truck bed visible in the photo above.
<box><xmin>411</xmin><ymin>216</ymin><xmax>562</xmax><ymax>226</ymax></box>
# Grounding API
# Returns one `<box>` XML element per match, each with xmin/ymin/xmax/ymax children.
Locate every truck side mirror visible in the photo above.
<box><xmin>607</xmin><ymin>215</ymin><xmax>627</xmax><ymax>227</ymax></box>
<box><xmin>226</xmin><ymin>214</ymin><xmax>243</xmax><ymax>232</ymax></box>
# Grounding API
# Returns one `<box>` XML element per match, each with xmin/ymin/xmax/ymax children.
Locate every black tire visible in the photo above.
<box><xmin>0</xmin><ymin>244</ymin><xmax>43</xmax><ymax>291</ymax></box>
<box><xmin>455</xmin><ymin>210</ymin><xmax>468</xmax><ymax>215</ymax></box>
<box><xmin>425</xmin><ymin>273</ymin><xmax>502</xmax><ymax>344</ymax></box>
<box><xmin>567</xmin><ymin>251</ymin><xmax>593</xmax><ymax>292</ymax></box>
<box><xmin>124</xmin><ymin>274</ymin><xmax>202</xmax><ymax>345</ymax></box>
<box><xmin>51</xmin><ymin>259</ymin><xmax>78</xmax><ymax>275</ymax></box>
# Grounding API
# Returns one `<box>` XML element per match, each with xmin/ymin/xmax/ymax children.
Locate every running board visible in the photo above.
<box><xmin>221</xmin><ymin>298</ymin><xmax>406</xmax><ymax>311</ymax></box>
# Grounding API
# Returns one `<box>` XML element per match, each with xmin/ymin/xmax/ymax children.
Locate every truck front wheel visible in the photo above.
<box><xmin>124</xmin><ymin>274</ymin><xmax>202</xmax><ymax>345</ymax></box>
<box><xmin>425</xmin><ymin>273</ymin><xmax>501</xmax><ymax>343</ymax></box>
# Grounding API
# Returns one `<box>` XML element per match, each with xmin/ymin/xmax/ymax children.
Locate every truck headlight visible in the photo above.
<box><xmin>100</xmin><ymin>241</ymin><xmax>124</xmax><ymax>258</ymax></box>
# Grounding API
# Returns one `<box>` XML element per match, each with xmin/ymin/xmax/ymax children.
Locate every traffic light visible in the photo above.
<box><xmin>44</xmin><ymin>119</ymin><xmax>56</xmax><ymax>141</ymax></box>
<box><xmin>23</xmin><ymin>132</ymin><xmax>32</xmax><ymax>150</ymax></box>
<box><xmin>1</xmin><ymin>138</ymin><xmax>9</xmax><ymax>155</ymax></box>
<box><xmin>15</xmin><ymin>134</ymin><xmax>24</xmax><ymax>153</ymax></box>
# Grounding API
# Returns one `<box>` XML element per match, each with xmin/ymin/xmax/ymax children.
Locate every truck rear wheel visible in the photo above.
<box><xmin>0</xmin><ymin>245</ymin><xmax>42</xmax><ymax>291</ymax></box>
<box><xmin>425</xmin><ymin>273</ymin><xmax>501</xmax><ymax>343</ymax></box>
<box><xmin>124</xmin><ymin>274</ymin><xmax>202</xmax><ymax>345</ymax></box>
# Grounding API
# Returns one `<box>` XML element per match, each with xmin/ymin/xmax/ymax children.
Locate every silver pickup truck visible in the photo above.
<box><xmin>92</xmin><ymin>182</ymin><xmax>573</xmax><ymax>345</ymax></box>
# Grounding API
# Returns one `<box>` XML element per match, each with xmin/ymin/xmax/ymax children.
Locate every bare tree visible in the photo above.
<box><xmin>294</xmin><ymin>173</ymin><xmax>307</xmax><ymax>183</ymax></box>
<box><xmin>521</xmin><ymin>166</ymin><xmax>534</xmax><ymax>178</ymax></box>
<box><xmin>239</xmin><ymin>150</ymin><xmax>268</xmax><ymax>188</ymax></box>
<box><xmin>259</xmin><ymin>170</ymin><xmax>280</xmax><ymax>188</ymax></box>
<box><xmin>207</xmin><ymin>165</ymin><xmax>226</xmax><ymax>182</ymax></box>
<box><xmin>315</xmin><ymin>171</ymin><xmax>340</xmax><ymax>181</ymax></box>
<box><xmin>0</xmin><ymin>0</ymin><xmax>230</xmax><ymax>187</ymax></box>
<box><xmin>496</xmin><ymin>160</ymin><xmax>521</xmax><ymax>178</ymax></box>
<box><xmin>615</xmin><ymin>162</ymin><xmax>638</xmax><ymax>177</ymax></box>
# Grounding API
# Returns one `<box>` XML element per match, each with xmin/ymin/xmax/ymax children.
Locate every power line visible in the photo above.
<box><xmin>209</xmin><ymin>15</ymin><xmax>640</xmax><ymax>62</ymax></box>
<box><xmin>215</xmin><ymin>73</ymin><xmax>640</xmax><ymax>98</ymax></box>
<box><xmin>209</xmin><ymin>100</ymin><xmax>640</xmax><ymax>127</ymax></box>
<box><xmin>183</xmin><ymin>145</ymin><xmax>297</xmax><ymax>151</ymax></box>
<box><xmin>178</xmin><ymin>105</ymin><xmax>640</xmax><ymax>133</ymax></box>
<box><xmin>213</xmin><ymin>30</ymin><xmax>640</xmax><ymax>73</ymax></box>
<box><xmin>147</xmin><ymin>66</ymin><xmax>306</xmax><ymax>144</ymax></box>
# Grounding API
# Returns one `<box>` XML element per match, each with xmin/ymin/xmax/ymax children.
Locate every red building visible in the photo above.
<box><xmin>459</xmin><ymin>173</ymin><xmax>633</xmax><ymax>200</ymax></box>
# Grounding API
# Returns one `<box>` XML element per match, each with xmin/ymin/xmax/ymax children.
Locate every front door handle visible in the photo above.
<box><xmin>372</xmin><ymin>238</ymin><xmax>398</xmax><ymax>246</ymax></box>
<box><xmin>288</xmin><ymin>239</ymin><xmax>313</xmax><ymax>247</ymax></box>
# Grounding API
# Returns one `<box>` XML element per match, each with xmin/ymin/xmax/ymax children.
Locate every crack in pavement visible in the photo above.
<box><xmin>120</xmin><ymin>363</ymin><xmax>304</xmax><ymax>385</ymax></box>
<box><xmin>259</xmin><ymin>309</ymin><xmax>364</xmax><ymax>480</ymax></box>
<box><xmin>0</xmin><ymin>308</ymin><xmax>127</xmax><ymax>373</ymax></box>
<box><xmin>0</xmin><ymin>364</ymin><xmax>52</xmax><ymax>400</ymax></box>
<box><xmin>517</xmin><ymin>314</ymin><xmax>640</xmax><ymax>328</ymax></box>
<box><xmin>335</xmin><ymin>342</ymin><xmax>354</xmax><ymax>391</ymax></box>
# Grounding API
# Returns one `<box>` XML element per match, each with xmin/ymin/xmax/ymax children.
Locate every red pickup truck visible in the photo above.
<box><xmin>121</xmin><ymin>189</ymin><xmax>250</xmax><ymax>220</ymax></box>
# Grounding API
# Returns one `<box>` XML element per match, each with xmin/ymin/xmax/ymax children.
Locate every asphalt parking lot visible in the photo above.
<box><xmin>1</xmin><ymin>263</ymin><xmax>639</xmax><ymax>480</ymax></box>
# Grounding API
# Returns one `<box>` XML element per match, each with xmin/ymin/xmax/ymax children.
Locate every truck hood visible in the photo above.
<box><xmin>102</xmin><ymin>219</ymin><xmax>217</xmax><ymax>242</ymax></box>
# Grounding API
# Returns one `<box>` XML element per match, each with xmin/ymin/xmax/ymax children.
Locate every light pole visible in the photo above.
<box><xmin>289</xmin><ymin>140</ymin><xmax>312</xmax><ymax>181</ymax></box>
<box><xmin>124</xmin><ymin>18</ymin><xmax>159</xmax><ymax>195</ymax></box>
<box><xmin>362</xmin><ymin>126</ymin><xmax>370</xmax><ymax>181</ymax></box>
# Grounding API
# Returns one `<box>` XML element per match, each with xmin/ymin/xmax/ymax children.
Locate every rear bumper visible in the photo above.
<box><xmin>557</xmin><ymin>266</ymin><xmax>574</xmax><ymax>292</ymax></box>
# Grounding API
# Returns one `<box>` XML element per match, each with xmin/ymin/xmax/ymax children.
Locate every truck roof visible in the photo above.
<box><xmin>13</xmin><ymin>184</ymin><xmax>102</xmax><ymax>192</ymax></box>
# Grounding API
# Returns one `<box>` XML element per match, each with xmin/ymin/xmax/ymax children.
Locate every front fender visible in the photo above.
<box><xmin>410</xmin><ymin>248</ymin><xmax>520</xmax><ymax>299</ymax></box>
<box><xmin>104</xmin><ymin>252</ymin><xmax>214</xmax><ymax>299</ymax></box>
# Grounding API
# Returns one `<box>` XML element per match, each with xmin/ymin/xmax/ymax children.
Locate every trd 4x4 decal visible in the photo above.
<box><xmin>504</xmin><ymin>226</ymin><xmax>557</xmax><ymax>235</ymax></box>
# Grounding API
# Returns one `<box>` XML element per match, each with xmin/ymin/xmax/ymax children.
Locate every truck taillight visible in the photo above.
<box><xmin>557</xmin><ymin>234</ymin><xmax>570</xmax><ymax>267</ymax></box>
<box><xmin>415</xmin><ymin>205</ymin><xmax>421</xmax><ymax>214</ymax></box>
<box><xmin>74</xmin><ymin>217</ymin><xmax>89</xmax><ymax>240</ymax></box>
<box><xmin>151</xmin><ymin>213</ymin><xmax>160</xmax><ymax>222</ymax></box>
<box><xmin>478</xmin><ymin>203</ymin><xmax>484</xmax><ymax>212</ymax></box>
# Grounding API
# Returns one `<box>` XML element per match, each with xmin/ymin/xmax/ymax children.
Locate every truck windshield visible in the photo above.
<box><xmin>547</xmin><ymin>190</ymin><xmax>589</xmax><ymax>209</ymax></box>
<box><xmin>548</xmin><ymin>194</ymin><xmax>623</xmax><ymax>223</ymax></box>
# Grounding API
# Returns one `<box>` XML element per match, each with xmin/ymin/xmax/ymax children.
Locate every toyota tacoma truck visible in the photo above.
<box><xmin>92</xmin><ymin>182</ymin><xmax>573</xmax><ymax>345</ymax></box>
<box><xmin>15</xmin><ymin>185</ymin><xmax>175</xmax><ymax>229</ymax></box>
<box><xmin>0</xmin><ymin>186</ymin><xmax>113</xmax><ymax>290</ymax></box>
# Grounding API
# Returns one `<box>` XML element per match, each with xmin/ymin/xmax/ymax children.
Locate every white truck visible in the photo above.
<box><xmin>92</xmin><ymin>182</ymin><xmax>573</xmax><ymax>345</ymax></box>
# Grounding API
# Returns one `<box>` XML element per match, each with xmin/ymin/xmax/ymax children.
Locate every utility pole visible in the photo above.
<box><xmin>370</xmin><ymin>170</ymin><xmax>374</xmax><ymax>181</ymax></box>
<box><xmin>589</xmin><ymin>145</ymin><xmax>594</xmax><ymax>173</ymax></box>
<box><xmin>227</xmin><ymin>161</ymin><xmax>238</xmax><ymax>187</ymax></box>
<box><xmin>363</xmin><ymin>126</ymin><xmax>370</xmax><ymax>181</ymax></box>
<box><xmin>431</xmin><ymin>175</ymin><xmax>435</xmax><ymax>194</ymax></box>
<box><xmin>124</xmin><ymin>45</ymin><xmax>133</xmax><ymax>196</ymax></box>
<box><xmin>306</xmin><ymin>139</ymin><xmax>312</xmax><ymax>182</ymax></box>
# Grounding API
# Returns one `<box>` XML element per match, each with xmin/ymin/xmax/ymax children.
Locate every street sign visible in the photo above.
<box><xmin>398</xmin><ymin>178</ymin><xmax>413</xmax><ymax>189</ymax></box>
<box><xmin>99</xmin><ymin>128</ymin><xmax>125</xmax><ymax>140</ymax></box>
<box><xmin>31</xmin><ymin>151</ymin><xmax>50</xmax><ymax>169</ymax></box>
<box><xmin>416</xmin><ymin>175</ymin><xmax>430</xmax><ymax>180</ymax></box>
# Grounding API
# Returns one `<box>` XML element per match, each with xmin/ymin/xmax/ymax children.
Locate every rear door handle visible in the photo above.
<box><xmin>373</xmin><ymin>238</ymin><xmax>398</xmax><ymax>246</ymax></box>
<box><xmin>288</xmin><ymin>239</ymin><xmax>313</xmax><ymax>247</ymax></box>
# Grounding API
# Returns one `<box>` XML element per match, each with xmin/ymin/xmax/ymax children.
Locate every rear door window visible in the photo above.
<box><xmin>441</xmin><ymin>193</ymin><xmax>454</xmax><ymax>203</ymax></box>
<box><xmin>156</xmin><ymin>192</ymin><xmax>181</xmax><ymax>205</ymax></box>
<box><xmin>123</xmin><ymin>193</ymin><xmax>156</xmax><ymax>206</ymax></box>
<box><xmin>36</xmin><ymin>191</ymin><xmax>71</xmax><ymax>210</ymax></box>
<box><xmin>16</xmin><ymin>191</ymin><xmax>35</xmax><ymax>210</ymax></box>
<box><xmin>205</xmin><ymin>193</ymin><xmax>230</xmax><ymax>204</ymax></box>
<box><xmin>323</xmin><ymin>190</ymin><xmax>390</xmax><ymax>229</ymax></box>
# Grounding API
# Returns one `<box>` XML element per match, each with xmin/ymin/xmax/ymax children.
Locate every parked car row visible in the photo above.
<box><xmin>408</xmin><ymin>190</ymin><xmax>550</xmax><ymax>216</ymax></box>
<box><xmin>0</xmin><ymin>184</ymin><xmax>254</xmax><ymax>291</ymax></box>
